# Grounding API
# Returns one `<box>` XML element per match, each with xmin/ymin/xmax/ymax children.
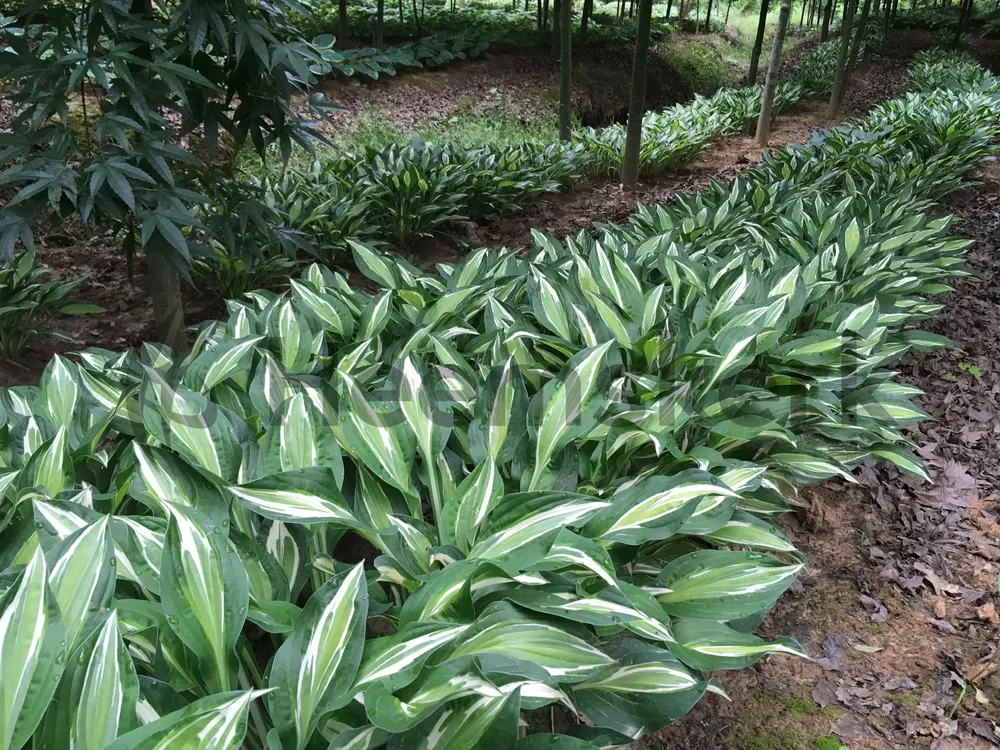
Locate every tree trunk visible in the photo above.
<box><xmin>821</xmin><ymin>0</ymin><xmax>832</xmax><ymax>37</ymax></box>
<box><xmin>339</xmin><ymin>0</ymin><xmax>349</xmax><ymax>47</ymax></box>
<box><xmin>799</xmin><ymin>0</ymin><xmax>806</xmax><ymax>24</ymax></box>
<box><xmin>543</xmin><ymin>0</ymin><xmax>549</xmax><ymax>27</ymax></box>
<box><xmin>623</xmin><ymin>0</ymin><xmax>654</xmax><ymax>187</ymax></box>
<box><xmin>552</xmin><ymin>0</ymin><xmax>561</xmax><ymax>56</ymax></box>
<box><xmin>828</xmin><ymin>0</ymin><xmax>856</xmax><ymax>117</ymax></box>
<box><xmin>725</xmin><ymin>0</ymin><xmax>733</xmax><ymax>23</ymax></box>
<box><xmin>881</xmin><ymin>0</ymin><xmax>891</xmax><ymax>37</ymax></box>
<box><xmin>756</xmin><ymin>0</ymin><xmax>791</xmax><ymax>146</ymax></box>
<box><xmin>705</xmin><ymin>0</ymin><xmax>715</xmax><ymax>30</ymax></box>
<box><xmin>954</xmin><ymin>0</ymin><xmax>972</xmax><ymax>46</ymax></box>
<box><xmin>747</xmin><ymin>0</ymin><xmax>771</xmax><ymax>84</ymax></box>
<box><xmin>846</xmin><ymin>0</ymin><xmax>872</xmax><ymax>76</ymax></box>
<box><xmin>668</xmin><ymin>0</ymin><xmax>675</xmax><ymax>17</ymax></box>
<box><xmin>148</xmin><ymin>252</ymin><xmax>187</xmax><ymax>354</ymax></box>
<box><xmin>376</xmin><ymin>0</ymin><xmax>385</xmax><ymax>48</ymax></box>
<box><xmin>581</xmin><ymin>0</ymin><xmax>593</xmax><ymax>43</ymax></box>
<box><xmin>559</xmin><ymin>0</ymin><xmax>572</xmax><ymax>140</ymax></box>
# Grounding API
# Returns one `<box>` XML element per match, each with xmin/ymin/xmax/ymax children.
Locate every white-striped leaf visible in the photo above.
<box><xmin>269</xmin><ymin>563</ymin><xmax>368</xmax><ymax>750</ymax></box>
<box><xmin>159</xmin><ymin>503</ymin><xmax>249</xmax><ymax>692</ymax></box>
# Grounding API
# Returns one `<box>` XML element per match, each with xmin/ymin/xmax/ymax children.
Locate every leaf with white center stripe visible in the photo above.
<box><xmin>468</xmin><ymin>491</ymin><xmax>610</xmax><ymax>563</ymax></box>
<box><xmin>258</xmin><ymin>393</ymin><xmax>344</xmax><ymax>481</ymax></box>
<box><xmin>290</xmin><ymin>279</ymin><xmax>355</xmax><ymax>340</ymax></box>
<box><xmin>530</xmin><ymin>529</ymin><xmax>618</xmax><ymax>588</ymax></box>
<box><xmin>570</xmin><ymin>639</ymin><xmax>712</xmax><ymax>739</ymax></box>
<box><xmin>230</xmin><ymin>467</ymin><xmax>362</xmax><ymax>527</ymax></box>
<box><xmin>394</xmin><ymin>689</ymin><xmax>519</xmax><ymax>750</ymax></box>
<box><xmin>21</xmin><ymin>426</ymin><xmax>72</xmax><ymax>496</ymax></box>
<box><xmin>182</xmin><ymin>336</ymin><xmax>263</xmax><ymax>393</ymax></box>
<box><xmin>0</xmin><ymin>546</ymin><xmax>65</xmax><ymax>750</ymax></box>
<box><xmin>528</xmin><ymin>342</ymin><xmax>614</xmax><ymax>490</ymax></box>
<box><xmin>269</xmin><ymin>563</ymin><xmax>368</xmax><ymax>750</ymax></box>
<box><xmin>130</xmin><ymin>443</ymin><xmax>229</xmax><ymax>525</ymax></box>
<box><xmin>449</xmin><ymin>603</ymin><xmax>614</xmax><ymax>683</ymax></box>
<box><xmin>159</xmin><ymin>502</ymin><xmax>249</xmax><ymax>693</ymax></box>
<box><xmin>35</xmin><ymin>354</ymin><xmax>79</xmax><ymax>430</ymax></box>
<box><xmin>399</xmin><ymin>355</ymin><xmax>451</xmax><ymax>521</ymax></box>
<box><xmin>656</xmin><ymin>550</ymin><xmax>803</xmax><ymax>621</ymax></box>
<box><xmin>468</xmin><ymin>357</ymin><xmax>528</xmax><ymax>465</ymax></box>
<box><xmin>46</xmin><ymin>517</ymin><xmax>115</xmax><ymax>653</ymax></box>
<box><xmin>669</xmin><ymin>619</ymin><xmax>808</xmax><ymax>671</ymax></box>
<box><xmin>328</xmin><ymin>724</ymin><xmax>391</xmax><ymax>749</ymax></box>
<box><xmin>139</xmin><ymin>371</ymin><xmax>241</xmax><ymax>482</ymax></box>
<box><xmin>337</xmin><ymin>372</ymin><xmax>417</xmax><ymax>498</ymax></box>
<box><xmin>766</xmin><ymin>451</ymin><xmax>856</xmax><ymax>484</ymax></box>
<box><xmin>703</xmin><ymin>510</ymin><xmax>800</xmax><ymax>553</ymax></box>
<box><xmin>584</xmin><ymin>470</ymin><xmax>735</xmax><ymax>545</ymax></box>
<box><xmin>438</xmin><ymin>457</ymin><xmax>502</xmax><ymax>552</ymax></box>
<box><xmin>502</xmin><ymin>585</ymin><xmax>673</xmax><ymax>644</ymax></box>
<box><xmin>39</xmin><ymin>611</ymin><xmax>139</xmax><ymax>750</ymax></box>
<box><xmin>870</xmin><ymin>443</ymin><xmax>931</xmax><ymax>481</ymax></box>
<box><xmin>398</xmin><ymin>560</ymin><xmax>476</xmax><ymax>629</ymax></box>
<box><xmin>354</xmin><ymin>623</ymin><xmax>472</xmax><ymax>693</ymax></box>
<box><xmin>363</xmin><ymin>659</ymin><xmax>500</xmax><ymax>733</ymax></box>
<box><xmin>105</xmin><ymin>689</ymin><xmax>270</xmax><ymax>750</ymax></box>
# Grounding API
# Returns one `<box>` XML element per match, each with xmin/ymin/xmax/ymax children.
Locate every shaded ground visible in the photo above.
<box><xmin>316</xmin><ymin>43</ymin><xmax>694</xmax><ymax>130</ymax></box>
<box><xmin>646</xmin><ymin>160</ymin><xmax>1000</xmax><ymax>750</ymax></box>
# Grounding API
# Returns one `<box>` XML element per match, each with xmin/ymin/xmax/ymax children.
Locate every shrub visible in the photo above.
<box><xmin>662</xmin><ymin>40</ymin><xmax>741</xmax><ymax>96</ymax></box>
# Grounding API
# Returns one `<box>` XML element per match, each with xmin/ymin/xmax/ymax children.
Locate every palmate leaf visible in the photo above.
<box><xmin>0</xmin><ymin>547</ymin><xmax>65</xmax><ymax>750</ymax></box>
<box><xmin>39</xmin><ymin>610</ymin><xmax>140</xmax><ymax>750</ymax></box>
<box><xmin>158</xmin><ymin>502</ymin><xmax>249</xmax><ymax>693</ymax></box>
<box><xmin>106</xmin><ymin>689</ymin><xmax>270</xmax><ymax>750</ymax></box>
<box><xmin>269</xmin><ymin>563</ymin><xmax>368</xmax><ymax>750</ymax></box>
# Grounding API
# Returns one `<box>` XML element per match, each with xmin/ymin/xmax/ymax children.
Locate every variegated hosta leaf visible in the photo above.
<box><xmin>670</xmin><ymin>618</ymin><xmax>808</xmax><ymax>671</ymax></box>
<box><xmin>583</xmin><ymin>470</ymin><xmax>736</xmax><ymax>545</ymax></box>
<box><xmin>398</xmin><ymin>355</ymin><xmax>451</xmax><ymax>519</ymax></box>
<box><xmin>269</xmin><ymin>563</ymin><xmax>368</xmax><ymax>750</ymax></box>
<box><xmin>353</xmin><ymin>623</ymin><xmax>472</xmax><ymax>693</ymax></box>
<box><xmin>570</xmin><ymin>639</ymin><xmax>713</xmax><ymax>739</ymax></box>
<box><xmin>655</xmin><ymin>550</ymin><xmax>803</xmax><ymax>621</ymax></box>
<box><xmin>159</xmin><ymin>503</ymin><xmax>249</xmax><ymax>693</ymax></box>
<box><xmin>468</xmin><ymin>357</ymin><xmax>528</xmax><ymax>465</ymax></box>
<box><xmin>230</xmin><ymin>467</ymin><xmax>362</xmax><ymax>527</ymax></box>
<box><xmin>0</xmin><ymin>547</ymin><xmax>66</xmax><ymax>750</ymax></box>
<box><xmin>106</xmin><ymin>689</ymin><xmax>270</xmax><ymax>750</ymax></box>
<box><xmin>35</xmin><ymin>354</ymin><xmax>79</xmax><ymax>430</ymax></box>
<box><xmin>130</xmin><ymin>443</ymin><xmax>229</xmax><ymax>525</ymax></box>
<box><xmin>394</xmin><ymin>690</ymin><xmax>520</xmax><ymax>750</ymax></box>
<box><xmin>449</xmin><ymin>603</ymin><xmax>614</xmax><ymax>683</ymax></box>
<box><xmin>468</xmin><ymin>491</ymin><xmax>610</xmax><ymax>563</ymax></box>
<box><xmin>337</xmin><ymin>372</ymin><xmax>417</xmax><ymax>497</ymax></box>
<box><xmin>438</xmin><ymin>457</ymin><xmax>503</xmax><ymax>552</ymax></box>
<box><xmin>40</xmin><ymin>611</ymin><xmax>140</xmax><ymax>750</ymax></box>
<box><xmin>182</xmin><ymin>336</ymin><xmax>263</xmax><ymax>393</ymax></box>
<box><xmin>46</xmin><ymin>517</ymin><xmax>115</xmax><ymax>653</ymax></box>
<box><xmin>258</xmin><ymin>392</ymin><xmax>344</xmax><ymax>480</ymax></box>
<box><xmin>527</xmin><ymin>342</ymin><xmax>615</xmax><ymax>490</ymax></box>
<box><xmin>139</xmin><ymin>371</ymin><xmax>241</xmax><ymax>482</ymax></box>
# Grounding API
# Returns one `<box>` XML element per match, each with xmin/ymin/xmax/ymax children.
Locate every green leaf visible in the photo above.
<box><xmin>0</xmin><ymin>546</ymin><xmax>66</xmax><ymax>750</ymax></box>
<box><xmin>269</xmin><ymin>563</ymin><xmax>368</xmax><ymax>750</ymax></box>
<box><xmin>106</xmin><ymin>689</ymin><xmax>269</xmax><ymax>750</ymax></box>
<box><xmin>159</xmin><ymin>503</ymin><xmax>249</xmax><ymax>692</ymax></box>
<box><xmin>656</xmin><ymin>550</ymin><xmax>802</xmax><ymax>620</ymax></box>
<box><xmin>231</xmin><ymin>467</ymin><xmax>361</xmax><ymax>526</ymax></box>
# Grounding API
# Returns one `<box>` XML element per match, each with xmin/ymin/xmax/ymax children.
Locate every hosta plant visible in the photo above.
<box><xmin>0</xmin><ymin>251</ymin><xmax>101</xmax><ymax>357</ymax></box>
<box><xmin>0</xmin><ymin>50</ymin><xmax>995</xmax><ymax>750</ymax></box>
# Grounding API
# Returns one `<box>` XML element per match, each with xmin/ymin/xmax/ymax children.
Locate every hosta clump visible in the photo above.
<box><xmin>0</xmin><ymin>252</ymin><xmax>101</xmax><ymax>357</ymax></box>
<box><xmin>0</xmin><ymin>52</ymin><xmax>996</xmax><ymax>750</ymax></box>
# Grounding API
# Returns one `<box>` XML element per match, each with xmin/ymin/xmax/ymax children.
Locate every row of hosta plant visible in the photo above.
<box><xmin>209</xmin><ymin>38</ymin><xmax>841</xmax><ymax>293</ymax></box>
<box><xmin>301</xmin><ymin>6</ymin><xmax>675</xmax><ymax>82</ymax></box>
<box><xmin>573</xmin><ymin>40</ymin><xmax>842</xmax><ymax>178</ymax></box>
<box><xmin>0</xmin><ymin>50</ymin><xmax>996</xmax><ymax>750</ymax></box>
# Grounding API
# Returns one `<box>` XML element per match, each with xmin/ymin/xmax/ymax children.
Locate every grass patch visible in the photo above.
<box><xmin>814</xmin><ymin>736</ymin><xmax>848</xmax><ymax>750</ymax></box>
<box><xmin>660</xmin><ymin>38</ymin><xmax>741</xmax><ymax>94</ymax></box>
